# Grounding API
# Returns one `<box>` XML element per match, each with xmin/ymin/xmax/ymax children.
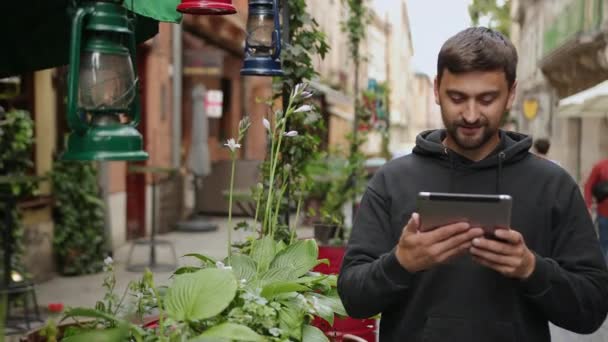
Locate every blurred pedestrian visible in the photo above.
<box><xmin>533</xmin><ymin>137</ymin><xmax>560</xmax><ymax>165</ymax></box>
<box><xmin>585</xmin><ymin>158</ymin><xmax>608</xmax><ymax>258</ymax></box>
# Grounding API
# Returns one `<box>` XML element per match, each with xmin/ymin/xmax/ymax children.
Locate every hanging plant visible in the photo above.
<box><xmin>50</xmin><ymin>159</ymin><xmax>106</xmax><ymax>276</ymax></box>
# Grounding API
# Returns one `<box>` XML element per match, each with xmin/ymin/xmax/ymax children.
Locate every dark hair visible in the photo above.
<box><xmin>533</xmin><ymin>138</ymin><xmax>550</xmax><ymax>155</ymax></box>
<box><xmin>437</xmin><ymin>27</ymin><xmax>518</xmax><ymax>88</ymax></box>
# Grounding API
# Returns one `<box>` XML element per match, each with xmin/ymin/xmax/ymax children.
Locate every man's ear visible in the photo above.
<box><xmin>434</xmin><ymin>77</ymin><xmax>440</xmax><ymax>105</ymax></box>
<box><xmin>506</xmin><ymin>81</ymin><xmax>517</xmax><ymax>111</ymax></box>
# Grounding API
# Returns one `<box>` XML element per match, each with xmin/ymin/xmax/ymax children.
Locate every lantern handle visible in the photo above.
<box><xmin>67</xmin><ymin>5</ymin><xmax>95</xmax><ymax>134</ymax></box>
<box><xmin>272</xmin><ymin>0</ymin><xmax>281</xmax><ymax>60</ymax></box>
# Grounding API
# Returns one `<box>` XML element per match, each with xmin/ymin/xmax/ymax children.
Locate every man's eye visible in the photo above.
<box><xmin>479</xmin><ymin>96</ymin><xmax>496</xmax><ymax>105</ymax></box>
<box><xmin>450</xmin><ymin>96</ymin><xmax>464</xmax><ymax>103</ymax></box>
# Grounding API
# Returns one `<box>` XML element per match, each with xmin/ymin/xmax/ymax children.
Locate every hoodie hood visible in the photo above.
<box><xmin>413</xmin><ymin>129</ymin><xmax>532</xmax><ymax>169</ymax></box>
<box><xmin>412</xmin><ymin>129</ymin><xmax>532</xmax><ymax>193</ymax></box>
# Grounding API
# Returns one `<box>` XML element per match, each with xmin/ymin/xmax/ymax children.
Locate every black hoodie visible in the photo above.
<box><xmin>338</xmin><ymin>130</ymin><xmax>608</xmax><ymax>341</ymax></box>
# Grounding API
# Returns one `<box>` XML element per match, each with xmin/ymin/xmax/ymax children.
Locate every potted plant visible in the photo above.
<box><xmin>26</xmin><ymin>84</ymin><xmax>348</xmax><ymax>341</ymax></box>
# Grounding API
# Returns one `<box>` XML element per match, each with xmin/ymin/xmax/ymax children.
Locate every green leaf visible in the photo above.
<box><xmin>250</xmin><ymin>236</ymin><xmax>277</xmax><ymax>273</ymax></box>
<box><xmin>270</xmin><ymin>239</ymin><xmax>319</xmax><ymax>278</ymax></box>
<box><xmin>62</xmin><ymin>307</ymin><xmax>120</xmax><ymax>324</ymax></box>
<box><xmin>258</xmin><ymin>266</ymin><xmax>298</xmax><ymax>286</ymax></box>
<box><xmin>279</xmin><ymin>300</ymin><xmax>305</xmax><ymax>340</ymax></box>
<box><xmin>173</xmin><ymin>266</ymin><xmax>202</xmax><ymax>275</ymax></box>
<box><xmin>230</xmin><ymin>254</ymin><xmax>258</xmax><ymax>283</ymax></box>
<box><xmin>165</xmin><ymin>269</ymin><xmax>237</xmax><ymax>321</ymax></box>
<box><xmin>302</xmin><ymin>325</ymin><xmax>329</xmax><ymax>342</ymax></box>
<box><xmin>123</xmin><ymin>0</ymin><xmax>182</xmax><ymax>23</ymax></box>
<box><xmin>62</xmin><ymin>327</ymin><xmax>129</xmax><ymax>342</ymax></box>
<box><xmin>314</xmin><ymin>292</ymin><xmax>347</xmax><ymax>318</ymax></box>
<box><xmin>261</xmin><ymin>281</ymin><xmax>310</xmax><ymax>299</ymax></box>
<box><xmin>306</xmin><ymin>293</ymin><xmax>335</xmax><ymax>326</ymax></box>
<box><xmin>193</xmin><ymin>323</ymin><xmax>265</xmax><ymax>341</ymax></box>
<box><xmin>183</xmin><ymin>253</ymin><xmax>217</xmax><ymax>266</ymax></box>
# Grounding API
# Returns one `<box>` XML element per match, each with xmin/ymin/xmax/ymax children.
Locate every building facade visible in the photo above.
<box><xmin>511</xmin><ymin>0</ymin><xmax>608</xmax><ymax>182</ymax></box>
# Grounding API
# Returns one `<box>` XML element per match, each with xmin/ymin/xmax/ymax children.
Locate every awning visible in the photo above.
<box><xmin>557</xmin><ymin>80</ymin><xmax>608</xmax><ymax>118</ymax></box>
<box><xmin>0</xmin><ymin>1</ymin><xmax>161</xmax><ymax>77</ymax></box>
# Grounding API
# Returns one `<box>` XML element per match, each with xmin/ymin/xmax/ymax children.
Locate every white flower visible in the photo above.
<box><xmin>283</xmin><ymin>130</ymin><xmax>299</xmax><ymax>137</ymax></box>
<box><xmin>255</xmin><ymin>296</ymin><xmax>268</xmax><ymax>305</ymax></box>
<box><xmin>263</xmin><ymin>118</ymin><xmax>271</xmax><ymax>131</ymax></box>
<box><xmin>224</xmin><ymin>138</ymin><xmax>241</xmax><ymax>152</ymax></box>
<box><xmin>215</xmin><ymin>261</ymin><xmax>232</xmax><ymax>270</ymax></box>
<box><xmin>294</xmin><ymin>83</ymin><xmax>305</xmax><ymax>95</ymax></box>
<box><xmin>301</xmin><ymin>91</ymin><xmax>313</xmax><ymax>99</ymax></box>
<box><xmin>269</xmin><ymin>327</ymin><xmax>282</xmax><ymax>337</ymax></box>
<box><xmin>104</xmin><ymin>257</ymin><xmax>113</xmax><ymax>266</ymax></box>
<box><xmin>294</xmin><ymin>105</ymin><xmax>313</xmax><ymax>113</ymax></box>
<box><xmin>240</xmin><ymin>279</ymin><xmax>247</xmax><ymax>285</ymax></box>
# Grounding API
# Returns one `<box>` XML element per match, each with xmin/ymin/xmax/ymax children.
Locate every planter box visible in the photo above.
<box><xmin>313</xmin><ymin>245</ymin><xmax>377</xmax><ymax>341</ymax></box>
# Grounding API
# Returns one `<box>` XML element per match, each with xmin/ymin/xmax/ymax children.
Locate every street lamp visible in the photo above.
<box><xmin>62</xmin><ymin>0</ymin><xmax>148</xmax><ymax>161</ymax></box>
<box><xmin>177</xmin><ymin>0</ymin><xmax>237</xmax><ymax>15</ymax></box>
<box><xmin>240</xmin><ymin>0</ymin><xmax>283</xmax><ymax>76</ymax></box>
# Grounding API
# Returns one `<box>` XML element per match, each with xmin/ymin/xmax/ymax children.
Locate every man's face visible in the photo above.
<box><xmin>434</xmin><ymin>69</ymin><xmax>516</xmax><ymax>151</ymax></box>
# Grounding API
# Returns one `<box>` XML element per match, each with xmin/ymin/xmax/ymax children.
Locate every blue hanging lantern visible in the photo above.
<box><xmin>240</xmin><ymin>0</ymin><xmax>283</xmax><ymax>76</ymax></box>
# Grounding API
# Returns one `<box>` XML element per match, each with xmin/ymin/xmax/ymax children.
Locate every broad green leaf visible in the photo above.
<box><xmin>230</xmin><ymin>254</ymin><xmax>258</xmax><ymax>283</ymax></box>
<box><xmin>315</xmin><ymin>292</ymin><xmax>347</xmax><ymax>317</ymax></box>
<box><xmin>193</xmin><ymin>323</ymin><xmax>265</xmax><ymax>341</ymax></box>
<box><xmin>270</xmin><ymin>239</ymin><xmax>318</xmax><ymax>278</ymax></box>
<box><xmin>302</xmin><ymin>325</ymin><xmax>329</xmax><ymax>342</ymax></box>
<box><xmin>261</xmin><ymin>281</ymin><xmax>310</xmax><ymax>299</ymax></box>
<box><xmin>62</xmin><ymin>327</ymin><xmax>128</xmax><ymax>342</ymax></box>
<box><xmin>279</xmin><ymin>300</ymin><xmax>305</xmax><ymax>340</ymax></box>
<box><xmin>250</xmin><ymin>236</ymin><xmax>277</xmax><ymax>273</ymax></box>
<box><xmin>165</xmin><ymin>269</ymin><xmax>237</xmax><ymax>321</ymax></box>
<box><xmin>183</xmin><ymin>253</ymin><xmax>217</xmax><ymax>265</ymax></box>
<box><xmin>258</xmin><ymin>266</ymin><xmax>298</xmax><ymax>286</ymax></box>
<box><xmin>123</xmin><ymin>0</ymin><xmax>182</xmax><ymax>23</ymax></box>
<box><xmin>306</xmin><ymin>293</ymin><xmax>335</xmax><ymax>326</ymax></box>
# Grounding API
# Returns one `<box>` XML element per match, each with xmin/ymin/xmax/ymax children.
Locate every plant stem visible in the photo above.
<box><xmin>272</xmin><ymin>182</ymin><xmax>288</xmax><ymax>239</ymax></box>
<box><xmin>152</xmin><ymin>287</ymin><xmax>165</xmax><ymax>337</ymax></box>
<box><xmin>227</xmin><ymin>154</ymin><xmax>237</xmax><ymax>261</ymax></box>
<box><xmin>253</xmin><ymin>186</ymin><xmax>262</xmax><ymax>233</ymax></box>
<box><xmin>262</xmin><ymin>123</ymin><xmax>277</xmax><ymax>235</ymax></box>
<box><xmin>291</xmin><ymin>191</ymin><xmax>304</xmax><ymax>244</ymax></box>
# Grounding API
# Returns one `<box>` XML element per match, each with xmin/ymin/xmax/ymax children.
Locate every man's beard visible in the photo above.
<box><xmin>442</xmin><ymin>113</ymin><xmax>498</xmax><ymax>151</ymax></box>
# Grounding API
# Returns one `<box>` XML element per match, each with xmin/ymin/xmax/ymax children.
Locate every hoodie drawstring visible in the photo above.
<box><xmin>445</xmin><ymin>147</ymin><xmax>455</xmax><ymax>192</ymax></box>
<box><xmin>497</xmin><ymin>151</ymin><xmax>506</xmax><ymax>194</ymax></box>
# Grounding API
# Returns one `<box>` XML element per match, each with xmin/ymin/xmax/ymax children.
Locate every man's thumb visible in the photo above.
<box><xmin>405</xmin><ymin>213</ymin><xmax>420</xmax><ymax>234</ymax></box>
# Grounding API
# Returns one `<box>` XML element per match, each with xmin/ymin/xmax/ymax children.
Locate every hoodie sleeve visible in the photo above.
<box><xmin>337</xmin><ymin>171</ymin><xmax>413</xmax><ymax>319</ymax></box>
<box><xmin>519</xmin><ymin>176</ymin><xmax>608</xmax><ymax>334</ymax></box>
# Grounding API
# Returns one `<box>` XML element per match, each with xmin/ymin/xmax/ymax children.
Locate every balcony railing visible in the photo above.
<box><xmin>543</xmin><ymin>0</ymin><xmax>603</xmax><ymax>56</ymax></box>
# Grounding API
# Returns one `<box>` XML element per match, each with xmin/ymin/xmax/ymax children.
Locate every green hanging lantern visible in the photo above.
<box><xmin>62</xmin><ymin>0</ymin><xmax>148</xmax><ymax>161</ymax></box>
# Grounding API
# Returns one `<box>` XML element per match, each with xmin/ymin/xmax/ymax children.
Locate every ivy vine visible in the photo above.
<box><xmin>0</xmin><ymin>109</ymin><xmax>36</xmax><ymax>278</ymax></box>
<box><xmin>51</xmin><ymin>159</ymin><xmax>106</xmax><ymax>276</ymax></box>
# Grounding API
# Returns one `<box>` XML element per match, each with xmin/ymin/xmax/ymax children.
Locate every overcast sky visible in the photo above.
<box><xmin>372</xmin><ymin>0</ymin><xmax>473</xmax><ymax>78</ymax></box>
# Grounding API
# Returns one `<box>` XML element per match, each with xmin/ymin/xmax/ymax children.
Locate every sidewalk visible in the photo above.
<box><xmin>35</xmin><ymin>216</ymin><xmax>314</xmax><ymax>310</ymax></box>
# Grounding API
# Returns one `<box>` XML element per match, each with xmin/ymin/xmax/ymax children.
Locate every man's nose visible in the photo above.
<box><xmin>462</xmin><ymin>100</ymin><xmax>481</xmax><ymax>123</ymax></box>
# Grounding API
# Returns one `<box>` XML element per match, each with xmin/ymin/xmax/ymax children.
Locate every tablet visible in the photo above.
<box><xmin>417</xmin><ymin>192</ymin><xmax>512</xmax><ymax>235</ymax></box>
